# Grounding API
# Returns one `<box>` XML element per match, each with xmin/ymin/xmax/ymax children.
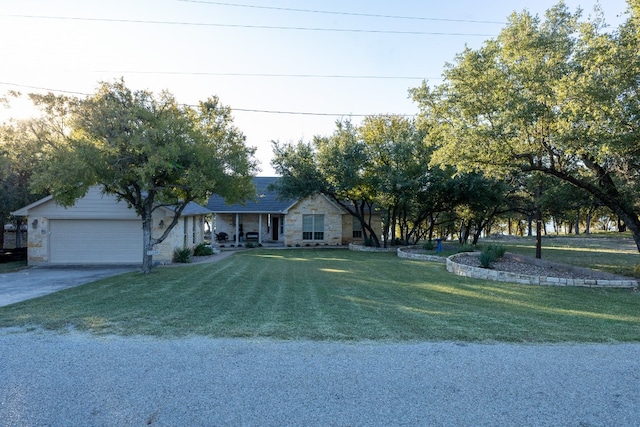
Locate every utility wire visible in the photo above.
<box><xmin>1</xmin><ymin>14</ymin><xmax>496</xmax><ymax>37</ymax></box>
<box><xmin>0</xmin><ymin>82</ymin><xmax>415</xmax><ymax>117</ymax></box>
<box><xmin>0</xmin><ymin>82</ymin><xmax>88</xmax><ymax>96</ymax></box>
<box><xmin>87</xmin><ymin>70</ymin><xmax>437</xmax><ymax>80</ymax></box>
<box><xmin>177</xmin><ymin>0</ymin><xmax>506</xmax><ymax>25</ymax></box>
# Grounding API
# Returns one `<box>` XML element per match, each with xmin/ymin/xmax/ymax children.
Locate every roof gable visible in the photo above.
<box><xmin>288</xmin><ymin>193</ymin><xmax>346</xmax><ymax>214</ymax></box>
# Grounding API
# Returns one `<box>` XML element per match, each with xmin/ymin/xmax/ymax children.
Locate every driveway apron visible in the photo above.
<box><xmin>0</xmin><ymin>266</ymin><xmax>137</xmax><ymax>307</ymax></box>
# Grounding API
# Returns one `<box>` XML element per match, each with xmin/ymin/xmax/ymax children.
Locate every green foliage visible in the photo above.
<box><xmin>457</xmin><ymin>243</ymin><xmax>476</xmax><ymax>253</ymax></box>
<box><xmin>422</xmin><ymin>240</ymin><xmax>435</xmax><ymax>251</ymax></box>
<box><xmin>479</xmin><ymin>251</ymin><xmax>496</xmax><ymax>268</ymax></box>
<box><xmin>411</xmin><ymin>3</ymin><xmax>640</xmax><ymax>252</ymax></box>
<box><xmin>479</xmin><ymin>244</ymin><xmax>506</xmax><ymax>269</ymax></box>
<box><xmin>484</xmin><ymin>244</ymin><xmax>506</xmax><ymax>258</ymax></box>
<box><xmin>193</xmin><ymin>243</ymin><xmax>213</xmax><ymax>256</ymax></box>
<box><xmin>0</xmin><ymin>117</ymin><xmax>51</xmax><ymax>228</ymax></box>
<box><xmin>26</xmin><ymin>80</ymin><xmax>257</xmax><ymax>272</ymax></box>
<box><xmin>173</xmin><ymin>247</ymin><xmax>192</xmax><ymax>263</ymax></box>
<box><xmin>245</xmin><ymin>242</ymin><xmax>256</xmax><ymax>248</ymax></box>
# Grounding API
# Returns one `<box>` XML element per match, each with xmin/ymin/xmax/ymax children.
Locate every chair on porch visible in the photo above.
<box><xmin>215</xmin><ymin>232</ymin><xmax>228</xmax><ymax>242</ymax></box>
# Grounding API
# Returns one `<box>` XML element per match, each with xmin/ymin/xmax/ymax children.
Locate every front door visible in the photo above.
<box><xmin>272</xmin><ymin>217</ymin><xmax>279</xmax><ymax>241</ymax></box>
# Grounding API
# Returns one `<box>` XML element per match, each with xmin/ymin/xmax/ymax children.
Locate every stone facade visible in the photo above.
<box><xmin>284</xmin><ymin>194</ymin><xmax>344</xmax><ymax>246</ymax></box>
<box><xmin>26</xmin><ymin>217</ymin><xmax>48</xmax><ymax>263</ymax></box>
<box><xmin>153</xmin><ymin>214</ymin><xmax>207</xmax><ymax>264</ymax></box>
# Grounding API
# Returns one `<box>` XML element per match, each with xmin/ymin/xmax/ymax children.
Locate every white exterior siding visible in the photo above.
<box><xmin>28</xmin><ymin>187</ymin><xmax>139</xmax><ymax>220</ymax></box>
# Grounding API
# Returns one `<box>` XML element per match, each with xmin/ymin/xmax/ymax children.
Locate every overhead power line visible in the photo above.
<box><xmin>2</xmin><ymin>14</ymin><xmax>496</xmax><ymax>37</ymax></box>
<box><xmin>177</xmin><ymin>0</ymin><xmax>506</xmax><ymax>25</ymax></box>
<box><xmin>0</xmin><ymin>82</ymin><xmax>88</xmax><ymax>96</ymax></box>
<box><xmin>0</xmin><ymin>82</ymin><xmax>415</xmax><ymax>118</ymax></box>
<box><xmin>88</xmin><ymin>70</ymin><xmax>438</xmax><ymax>80</ymax></box>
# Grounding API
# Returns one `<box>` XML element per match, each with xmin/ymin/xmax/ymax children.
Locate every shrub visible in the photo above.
<box><xmin>479</xmin><ymin>250</ymin><xmax>496</xmax><ymax>268</ymax></box>
<box><xmin>478</xmin><ymin>244</ymin><xmax>506</xmax><ymax>269</ymax></box>
<box><xmin>245</xmin><ymin>242</ymin><xmax>256</xmax><ymax>248</ymax></box>
<box><xmin>173</xmin><ymin>247</ymin><xmax>192</xmax><ymax>263</ymax></box>
<box><xmin>193</xmin><ymin>243</ymin><xmax>214</xmax><ymax>256</ymax></box>
<box><xmin>485</xmin><ymin>244</ymin><xmax>506</xmax><ymax>258</ymax></box>
<box><xmin>422</xmin><ymin>240</ymin><xmax>435</xmax><ymax>251</ymax></box>
<box><xmin>457</xmin><ymin>243</ymin><xmax>476</xmax><ymax>253</ymax></box>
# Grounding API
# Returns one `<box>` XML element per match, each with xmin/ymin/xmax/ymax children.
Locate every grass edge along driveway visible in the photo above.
<box><xmin>0</xmin><ymin>249</ymin><xmax>638</xmax><ymax>343</ymax></box>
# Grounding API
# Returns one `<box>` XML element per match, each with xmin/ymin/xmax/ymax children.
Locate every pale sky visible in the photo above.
<box><xmin>0</xmin><ymin>0</ymin><xmax>630</xmax><ymax>175</ymax></box>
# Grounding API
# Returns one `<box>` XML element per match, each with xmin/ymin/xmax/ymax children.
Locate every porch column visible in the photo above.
<box><xmin>235</xmin><ymin>213</ymin><xmax>240</xmax><ymax>246</ymax></box>
<box><xmin>258</xmin><ymin>214</ymin><xmax>262</xmax><ymax>244</ymax></box>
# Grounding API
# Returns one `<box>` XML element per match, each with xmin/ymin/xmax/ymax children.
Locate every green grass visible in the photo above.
<box><xmin>0</xmin><ymin>260</ymin><xmax>27</xmax><ymax>273</ymax></box>
<box><xmin>0</xmin><ymin>247</ymin><xmax>638</xmax><ymax>342</ymax></box>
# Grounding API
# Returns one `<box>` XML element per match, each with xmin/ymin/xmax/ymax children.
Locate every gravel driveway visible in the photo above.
<box><xmin>1</xmin><ymin>331</ymin><xmax>638</xmax><ymax>426</ymax></box>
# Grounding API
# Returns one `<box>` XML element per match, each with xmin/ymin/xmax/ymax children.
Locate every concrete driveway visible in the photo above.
<box><xmin>0</xmin><ymin>265</ymin><xmax>138</xmax><ymax>307</ymax></box>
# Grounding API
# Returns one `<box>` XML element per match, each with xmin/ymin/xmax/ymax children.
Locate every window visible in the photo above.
<box><xmin>352</xmin><ymin>220</ymin><xmax>363</xmax><ymax>238</ymax></box>
<box><xmin>302</xmin><ymin>214</ymin><xmax>324</xmax><ymax>240</ymax></box>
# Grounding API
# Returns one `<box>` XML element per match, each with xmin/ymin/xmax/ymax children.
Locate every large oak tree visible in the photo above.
<box><xmin>412</xmin><ymin>1</ymin><xmax>640</xmax><ymax>252</ymax></box>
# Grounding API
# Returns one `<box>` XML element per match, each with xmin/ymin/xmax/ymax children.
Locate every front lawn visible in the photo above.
<box><xmin>0</xmin><ymin>248</ymin><xmax>638</xmax><ymax>342</ymax></box>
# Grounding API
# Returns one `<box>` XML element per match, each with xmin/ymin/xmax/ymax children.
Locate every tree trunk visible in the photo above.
<box><xmin>618</xmin><ymin>216</ymin><xmax>627</xmax><ymax>233</ymax></box>
<box><xmin>141</xmin><ymin>198</ymin><xmax>155</xmax><ymax>274</ymax></box>
<box><xmin>616</xmin><ymin>212</ymin><xmax>640</xmax><ymax>252</ymax></box>
<box><xmin>535</xmin><ymin>183</ymin><xmax>542</xmax><ymax>259</ymax></box>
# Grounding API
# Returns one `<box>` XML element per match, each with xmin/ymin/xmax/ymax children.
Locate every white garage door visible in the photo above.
<box><xmin>49</xmin><ymin>219</ymin><xmax>142</xmax><ymax>264</ymax></box>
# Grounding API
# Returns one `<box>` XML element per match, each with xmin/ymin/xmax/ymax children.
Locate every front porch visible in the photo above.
<box><xmin>213</xmin><ymin>212</ymin><xmax>285</xmax><ymax>247</ymax></box>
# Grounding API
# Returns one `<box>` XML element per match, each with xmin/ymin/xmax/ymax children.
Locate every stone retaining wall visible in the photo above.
<box><xmin>446</xmin><ymin>253</ymin><xmax>638</xmax><ymax>289</ymax></box>
<box><xmin>396</xmin><ymin>246</ymin><xmax>447</xmax><ymax>263</ymax></box>
<box><xmin>348</xmin><ymin>243</ymin><xmax>396</xmax><ymax>253</ymax></box>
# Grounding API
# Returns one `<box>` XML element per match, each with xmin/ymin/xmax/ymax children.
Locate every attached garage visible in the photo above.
<box><xmin>12</xmin><ymin>186</ymin><xmax>211</xmax><ymax>266</ymax></box>
<box><xmin>49</xmin><ymin>219</ymin><xmax>142</xmax><ymax>264</ymax></box>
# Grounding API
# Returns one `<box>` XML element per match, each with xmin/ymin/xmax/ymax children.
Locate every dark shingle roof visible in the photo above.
<box><xmin>181</xmin><ymin>201</ymin><xmax>213</xmax><ymax>216</ymax></box>
<box><xmin>206</xmin><ymin>177</ymin><xmax>298</xmax><ymax>213</ymax></box>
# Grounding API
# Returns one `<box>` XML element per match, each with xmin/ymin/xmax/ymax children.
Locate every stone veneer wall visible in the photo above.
<box><xmin>446</xmin><ymin>252</ymin><xmax>638</xmax><ymax>289</ymax></box>
<box><xmin>348</xmin><ymin>243</ymin><xmax>396</xmax><ymax>252</ymax></box>
<box><xmin>396</xmin><ymin>246</ymin><xmax>447</xmax><ymax>263</ymax></box>
<box><xmin>26</xmin><ymin>216</ymin><xmax>48</xmax><ymax>263</ymax></box>
<box><xmin>154</xmin><ymin>215</ymin><xmax>207</xmax><ymax>264</ymax></box>
<box><xmin>285</xmin><ymin>194</ymin><xmax>343</xmax><ymax>246</ymax></box>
